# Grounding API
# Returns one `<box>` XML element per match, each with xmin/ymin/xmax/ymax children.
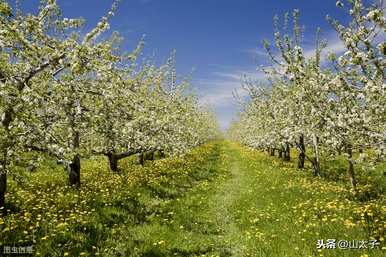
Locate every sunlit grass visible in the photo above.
<box><xmin>0</xmin><ymin>141</ymin><xmax>385</xmax><ymax>256</ymax></box>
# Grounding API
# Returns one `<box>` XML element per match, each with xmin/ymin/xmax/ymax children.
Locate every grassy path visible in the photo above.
<box><xmin>122</xmin><ymin>141</ymin><xmax>384</xmax><ymax>257</ymax></box>
<box><xmin>206</xmin><ymin>143</ymin><xmax>249</xmax><ymax>256</ymax></box>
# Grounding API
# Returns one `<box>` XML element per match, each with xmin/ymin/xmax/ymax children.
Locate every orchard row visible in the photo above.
<box><xmin>229</xmin><ymin>0</ymin><xmax>385</xmax><ymax>192</ymax></box>
<box><xmin>0</xmin><ymin>0</ymin><xmax>219</xmax><ymax>208</ymax></box>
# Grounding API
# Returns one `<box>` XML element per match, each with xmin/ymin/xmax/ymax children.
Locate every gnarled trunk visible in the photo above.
<box><xmin>107</xmin><ymin>153</ymin><xmax>118</xmax><ymax>172</ymax></box>
<box><xmin>69</xmin><ymin>154</ymin><xmax>81</xmax><ymax>187</ymax></box>
<box><xmin>297</xmin><ymin>134</ymin><xmax>305</xmax><ymax>169</ymax></box>
<box><xmin>105</xmin><ymin>150</ymin><xmax>139</xmax><ymax>172</ymax></box>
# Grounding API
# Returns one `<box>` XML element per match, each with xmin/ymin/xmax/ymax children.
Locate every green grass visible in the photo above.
<box><xmin>0</xmin><ymin>141</ymin><xmax>385</xmax><ymax>256</ymax></box>
<box><xmin>222</xmin><ymin>144</ymin><xmax>385</xmax><ymax>257</ymax></box>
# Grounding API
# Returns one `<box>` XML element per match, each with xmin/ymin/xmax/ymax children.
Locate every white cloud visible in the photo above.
<box><xmin>244</xmin><ymin>31</ymin><xmax>347</xmax><ymax>66</ymax></box>
<box><xmin>303</xmin><ymin>34</ymin><xmax>346</xmax><ymax>62</ymax></box>
<box><xmin>197</xmin><ymin>79</ymin><xmax>240</xmax><ymax>107</ymax></box>
<box><xmin>197</xmin><ymin>69</ymin><xmax>266</xmax><ymax>108</ymax></box>
<box><xmin>194</xmin><ymin>68</ymin><xmax>267</xmax><ymax>131</ymax></box>
<box><xmin>211</xmin><ymin>71</ymin><xmax>243</xmax><ymax>81</ymax></box>
<box><xmin>242</xmin><ymin>48</ymin><xmax>268</xmax><ymax>58</ymax></box>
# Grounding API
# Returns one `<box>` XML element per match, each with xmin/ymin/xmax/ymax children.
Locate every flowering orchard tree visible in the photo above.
<box><xmin>0</xmin><ymin>0</ymin><xmax>82</xmax><ymax>207</ymax></box>
<box><xmin>231</xmin><ymin>0</ymin><xmax>385</xmax><ymax>192</ymax></box>
<box><xmin>25</xmin><ymin>1</ymin><xmax>121</xmax><ymax>187</ymax></box>
<box><xmin>237</xmin><ymin>9</ymin><xmax>332</xmax><ymax>176</ymax></box>
<box><xmin>83</xmin><ymin>35</ymin><xmax>148</xmax><ymax>171</ymax></box>
<box><xmin>322</xmin><ymin>0</ymin><xmax>385</xmax><ymax>190</ymax></box>
<box><xmin>88</xmin><ymin>47</ymin><xmax>220</xmax><ymax>171</ymax></box>
<box><xmin>0</xmin><ymin>0</ymin><xmax>219</xmax><ymax>208</ymax></box>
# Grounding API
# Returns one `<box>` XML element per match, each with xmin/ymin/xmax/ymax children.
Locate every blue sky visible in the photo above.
<box><xmin>15</xmin><ymin>0</ymin><xmax>353</xmax><ymax>130</ymax></box>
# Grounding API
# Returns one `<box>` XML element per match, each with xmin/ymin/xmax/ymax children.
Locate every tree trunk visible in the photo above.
<box><xmin>347</xmin><ymin>144</ymin><xmax>358</xmax><ymax>193</ymax></box>
<box><xmin>311</xmin><ymin>159</ymin><xmax>321</xmax><ymax>177</ymax></box>
<box><xmin>159</xmin><ymin>150</ymin><xmax>165</xmax><ymax>158</ymax></box>
<box><xmin>107</xmin><ymin>153</ymin><xmax>118</xmax><ymax>172</ymax></box>
<box><xmin>270</xmin><ymin>148</ymin><xmax>275</xmax><ymax>156</ymax></box>
<box><xmin>105</xmin><ymin>150</ymin><xmax>139</xmax><ymax>172</ymax></box>
<box><xmin>284</xmin><ymin>143</ymin><xmax>290</xmax><ymax>161</ymax></box>
<box><xmin>0</xmin><ymin>170</ymin><xmax>6</xmax><ymax>210</ymax></box>
<box><xmin>1</xmin><ymin>109</ymin><xmax>12</xmax><ymax>209</ymax></box>
<box><xmin>278</xmin><ymin>148</ymin><xmax>283</xmax><ymax>158</ymax></box>
<box><xmin>69</xmin><ymin>154</ymin><xmax>80</xmax><ymax>187</ymax></box>
<box><xmin>312</xmin><ymin>135</ymin><xmax>321</xmax><ymax>176</ymax></box>
<box><xmin>69</xmin><ymin>131</ymin><xmax>80</xmax><ymax>187</ymax></box>
<box><xmin>137</xmin><ymin>152</ymin><xmax>144</xmax><ymax>165</ymax></box>
<box><xmin>297</xmin><ymin>134</ymin><xmax>305</xmax><ymax>169</ymax></box>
